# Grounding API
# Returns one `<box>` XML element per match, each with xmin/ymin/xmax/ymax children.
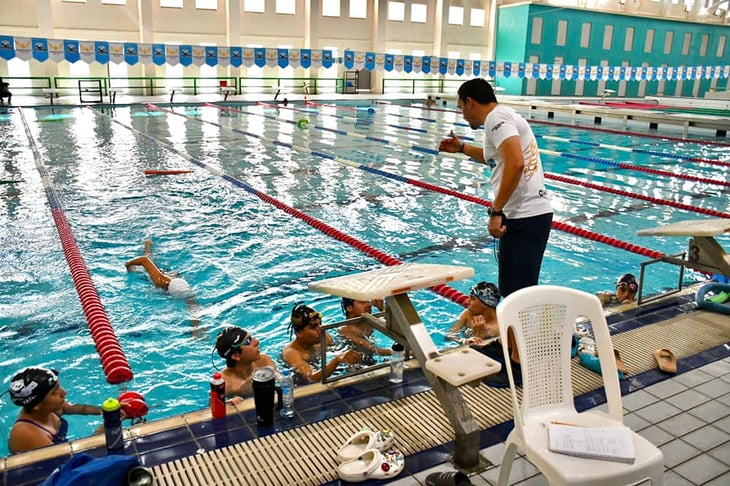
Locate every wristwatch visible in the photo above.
<box><xmin>487</xmin><ymin>207</ymin><xmax>504</xmax><ymax>218</ymax></box>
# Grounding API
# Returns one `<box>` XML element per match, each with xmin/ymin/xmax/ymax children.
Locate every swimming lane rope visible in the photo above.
<box><xmin>91</xmin><ymin>105</ymin><xmax>470</xmax><ymax>308</ymax></box>
<box><xmin>539</xmin><ymin>148</ymin><xmax>730</xmax><ymax>188</ymax></box>
<box><xmin>18</xmin><ymin>108</ymin><xmax>133</xmax><ymax>384</ymax></box>
<box><xmin>535</xmin><ymin>134</ymin><xmax>730</xmax><ymax>169</ymax></box>
<box><xmin>222</xmin><ymin>103</ymin><xmax>727</xmax><ymax>220</ymax></box>
<box><xmin>400</xmin><ymin>102</ymin><xmax>730</xmax><ymax>147</ymax></box>
<box><xmin>184</xmin><ymin>104</ymin><xmax>668</xmax><ymax>261</ymax></box>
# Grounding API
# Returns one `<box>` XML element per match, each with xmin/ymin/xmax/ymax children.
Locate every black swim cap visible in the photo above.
<box><xmin>9</xmin><ymin>367</ymin><xmax>59</xmax><ymax>408</ymax></box>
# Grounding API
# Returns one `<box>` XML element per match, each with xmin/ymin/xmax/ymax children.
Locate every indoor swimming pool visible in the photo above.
<box><xmin>0</xmin><ymin>100</ymin><xmax>728</xmax><ymax>457</ymax></box>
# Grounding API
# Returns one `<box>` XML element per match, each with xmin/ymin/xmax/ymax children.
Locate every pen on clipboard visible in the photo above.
<box><xmin>549</xmin><ymin>421</ymin><xmax>584</xmax><ymax>427</ymax></box>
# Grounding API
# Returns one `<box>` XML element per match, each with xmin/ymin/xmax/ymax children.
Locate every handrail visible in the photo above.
<box><xmin>0</xmin><ymin>76</ymin><xmax>52</xmax><ymax>94</ymax></box>
<box><xmin>237</xmin><ymin>76</ymin><xmax>345</xmax><ymax>95</ymax></box>
<box><xmin>382</xmin><ymin>77</ymin><xmax>463</xmax><ymax>94</ymax></box>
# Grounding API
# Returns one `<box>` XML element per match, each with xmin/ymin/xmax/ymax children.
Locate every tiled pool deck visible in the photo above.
<box><xmin>2</xmin><ymin>291</ymin><xmax>729</xmax><ymax>485</ymax></box>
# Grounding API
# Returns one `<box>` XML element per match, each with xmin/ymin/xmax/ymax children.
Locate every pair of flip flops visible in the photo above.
<box><xmin>336</xmin><ymin>427</ymin><xmax>404</xmax><ymax>482</ymax></box>
<box><xmin>654</xmin><ymin>348</ymin><xmax>677</xmax><ymax>373</ymax></box>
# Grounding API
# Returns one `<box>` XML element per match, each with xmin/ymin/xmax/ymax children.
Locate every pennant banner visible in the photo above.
<box><xmin>64</xmin><ymin>39</ymin><xmax>80</xmax><ymax>63</ymax></box>
<box><xmin>205</xmin><ymin>46</ymin><xmax>218</xmax><ymax>67</ymax></box>
<box><xmin>0</xmin><ymin>35</ymin><xmax>15</xmax><ymax>60</ymax></box>
<box><xmin>124</xmin><ymin>42</ymin><xmax>138</xmax><ymax>65</ymax></box>
<box><xmin>109</xmin><ymin>42</ymin><xmax>124</xmax><ymax>64</ymax></box>
<box><xmin>79</xmin><ymin>41</ymin><xmax>95</xmax><ymax>64</ymax></box>
<box><xmin>95</xmin><ymin>41</ymin><xmax>110</xmax><ymax>65</ymax></box>
<box><xmin>192</xmin><ymin>46</ymin><xmax>206</xmax><ymax>66</ymax></box>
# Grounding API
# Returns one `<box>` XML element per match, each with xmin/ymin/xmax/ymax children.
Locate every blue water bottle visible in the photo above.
<box><xmin>102</xmin><ymin>397</ymin><xmax>124</xmax><ymax>452</ymax></box>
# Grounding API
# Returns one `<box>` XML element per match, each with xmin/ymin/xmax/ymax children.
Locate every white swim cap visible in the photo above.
<box><xmin>167</xmin><ymin>278</ymin><xmax>192</xmax><ymax>297</ymax></box>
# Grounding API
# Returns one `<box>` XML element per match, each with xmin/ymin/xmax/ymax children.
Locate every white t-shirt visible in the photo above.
<box><xmin>481</xmin><ymin>105</ymin><xmax>552</xmax><ymax>219</ymax></box>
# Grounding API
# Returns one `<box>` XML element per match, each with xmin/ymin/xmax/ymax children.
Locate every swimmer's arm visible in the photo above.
<box><xmin>282</xmin><ymin>348</ymin><xmax>318</xmax><ymax>382</ymax></box>
<box><xmin>447</xmin><ymin>311</ymin><xmax>469</xmax><ymax>339</ymax></box>
<box><xmin>125</xmin><ymin>255</ymin><xmax>170</xmax><ymax>289</ymax></box>
<box><xmin>63</xmin><ymin>402</ymin><xmax>102</xmax><ymax>416</ymax></box>
<box><xmin>9</xmin><ymin>423</ymin><xmax>53</xmax><ymax>453</ymax></box>
<box><xmin>339</xmin><ymin>327</ymin><xmax>391</xmax><ymax>356</ymax></box>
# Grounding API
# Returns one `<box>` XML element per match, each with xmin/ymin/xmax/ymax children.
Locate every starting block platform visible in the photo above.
<box><xmin>637</xmin><ymin>218</ymin><xmax>730</xmax><ymax>303</ymax></box>
<box><xmin>310</xmin><ymin>263</ymin><xmax>501</xmax><ymax>471</ymax></box>
<box><xmin>637</xmin><ymin>218</ymin><xmax>730</xmax><ymax>277</ymax></box>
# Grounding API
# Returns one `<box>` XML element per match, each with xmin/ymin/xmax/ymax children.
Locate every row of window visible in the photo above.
<box><xmin>60</xmin><ymin>0</ymin><xmax>486</xmax><ymax>26</ymax></box>
<box><xmin>532</xmin><ymin>18</ymin><xmax>726</xmax><ymax>58</ymax></box>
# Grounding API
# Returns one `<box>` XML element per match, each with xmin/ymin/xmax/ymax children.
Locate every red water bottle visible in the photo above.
<box><xmin>210</xmin><ymin>372</ymin><xmax>226</xmax><ymax>418</ymax></box>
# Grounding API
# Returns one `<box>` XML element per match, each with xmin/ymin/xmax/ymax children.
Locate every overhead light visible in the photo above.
<box><xmin>619</xmin><ymin>0</ymin><xmax>626</xmax><ymax>4</ymax></box>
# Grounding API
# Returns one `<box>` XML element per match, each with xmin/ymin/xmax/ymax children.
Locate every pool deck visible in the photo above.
<box><xmin>2</xmin><ymin>287</ymin><xmax>729</xmax><ymax>486</ymax></box>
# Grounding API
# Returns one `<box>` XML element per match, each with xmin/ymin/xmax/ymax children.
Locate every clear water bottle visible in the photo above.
<box><xmin>210</xmin><ymin>372</ymin><xmax>226</xmax><ymax>419</ymax></box>
<box><xmin>280</xmin><ymin>369</ymin><xmax>296</xmax><ymax>418</ymax></box>
<box><xmin>102</xmin><ymin>397</ymin><xmax>124</xmax><ymax>452</ymax></box>
<box><xmin>389</xmin><ymin>342</ymin><xmax>405</xmax><ymax>384</ymax></box>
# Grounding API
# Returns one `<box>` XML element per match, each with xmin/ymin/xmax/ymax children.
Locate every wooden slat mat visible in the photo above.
<box><xmin>150</xmin><ymin>311</ymin><xmax>730</xmax><ymax>486</ymax></box>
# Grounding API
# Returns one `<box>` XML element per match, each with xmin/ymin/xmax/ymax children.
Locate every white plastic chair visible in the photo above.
<box><xmin>496</xmin><ymin>285</ymin><xmax>664</xmax><ymax>486</ymax></box>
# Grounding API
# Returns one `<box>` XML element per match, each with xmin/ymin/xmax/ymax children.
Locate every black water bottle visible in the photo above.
<box><xmin>102</xmin><ymin>397</ymin><xmax>124</xmax><ymax>452</ymax></box>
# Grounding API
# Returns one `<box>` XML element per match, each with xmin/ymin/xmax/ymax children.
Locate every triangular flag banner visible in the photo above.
<box><xmin>124</xmin><ymin>42</ymin><xmax>139</xmax><ymax>65</ymax></box>
<box><xmin>0</xmin><ymin>36</ymin><xmax>15</xmax><ymax>61</ymax></box>
<box><xmin>137</xmin><ymin>43</ymin><xmax>151</xmax><ymax>65</ymax></box>
<box><xmin>95</xmin><ymin>41</ymin><xmax>110</xmax><ymax>65</ymax></box>
<box><xmin>152</xmin><ymin>44</ymin><xmax>166</xmax><ymax>66</ymax></box>
<box><xmin>64</xmin><ymin>39</ymin><xmax>80</xmax><ymax>63</ymax></box>
<box><xmin>47</xmin><ymin>39</ymin><xmax>63</xmax><ymax>63</ymax></box>
<box><xmin>79</xmin><ymin>41</ymin><xmax>95</xmax><ymax>64</ymax></box>
<box><xmin>230</xmin><ymin>47</ymin><xmax>242</xmax><ymax>67</ymax></box>
<box><xmin>192</xmin><ymin>46</ymin><xmax>205</xmax><ymax>66</ymax></box>
<box><xmin>109</xmin><ymin>42</ymin><xmax>125</xmax><ymax>64</ymax></box>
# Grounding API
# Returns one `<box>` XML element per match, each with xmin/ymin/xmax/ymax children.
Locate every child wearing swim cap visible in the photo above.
<box><xmin>597</xmin><ymin>273</ymin><xmax>638</xmax><ymax>306</ymax></box>
<box><xmin>6</xmin><ymin>367</ymin><xmax>103</xmax><ymax>454</ymax></box>
<box><xmin>447</xmin><ymin>281</ymin><xmax>501</xmax><ymax>345</ymax></box>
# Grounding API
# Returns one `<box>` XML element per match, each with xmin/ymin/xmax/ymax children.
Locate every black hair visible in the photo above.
<box><xmin>341</xmin><ymin>297</ymin><xmax>355</xmax><ymax>316</ymax></box>
<box><xmin>289</xmin><ymin>303</ymin><xmax>320</xmax><ymax>337</ymax></box>
<box><xmin>457</xmin><ymin>78</ymin><xmax>497</xmax><ymax>105</ymax></box>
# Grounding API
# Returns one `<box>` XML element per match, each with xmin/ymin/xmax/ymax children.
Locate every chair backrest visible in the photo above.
<box><xmin>496</xmin><ymin>285</ymin><xmax>623</xmax><ymax>427</ymax></box>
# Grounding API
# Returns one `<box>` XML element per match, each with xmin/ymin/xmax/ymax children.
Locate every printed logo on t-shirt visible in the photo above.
<box><xmin>523</xmin><ymin>140</ymin><xmax>539</xmax><ymax>181</ymax></box>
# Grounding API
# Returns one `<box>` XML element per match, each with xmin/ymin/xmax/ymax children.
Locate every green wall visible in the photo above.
<box><xmin>495</xmin><ymin>5</ymin><xmax>730</xmax><ymax>97</ymax></box>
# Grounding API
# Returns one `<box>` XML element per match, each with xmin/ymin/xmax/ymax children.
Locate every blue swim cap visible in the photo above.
<box><xmin>471</xmin><ymin>282</ymin><xmax>500</xmax><ymax>308</ymax></box>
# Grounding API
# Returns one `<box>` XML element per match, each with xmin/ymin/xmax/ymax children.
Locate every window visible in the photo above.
<box><xmin>323</xmin><ymin>0</ymin><xmax>340</xmax><ymax>17</ymax></box>
<box><xmin>580</xmin><ymin>23</ymin><xmax>591</xmax><ymax>48</ymax></box>
<box><xmin>411</xmin><ymin>3</ymin><xmax>427</xmax><ymax>23</ymax></box>
<box><xmin>412</xmin><ymin>49</ymin><xmax>425</xmax><ymax>57</ymax></box>
<box><xmin>644</xmin><ymin>29</ymin><xmax>654</xmax><ymax>54</ymax></box>
<box><xmin>276</xmin><ymin>0</ymin><xmax>295</xmax><ymax>15</ymax></box>
<box><xmin>717</xmin><ymin>36</ymin><xmax>726</xmax><ymax>57</ymax></box>
<box><xmin>603</xmin><ymin>25</ymin><xmax>613</xmax><ymax>50</ymax></box>
<box><xmin>244</xmin><ymin>0</ymin><xmax>264</xmax><ymax>13</ymax></box>
<box><xmin>349</xmin><ymin>0</ymin><xmax>366</xmax><ymax>18</ymax></box>
<box><xmin>624</xmin><ymin>27</ymin><xmax>634</xmax><ymax>52</ymax></box>
<box><xmin>663</xmin><ymin>31</ymin><xmax>674</xmax><ymax>54</ymax></box>
<box><xmin>102</xmin><ymin>0</ymin><xmax>126</xmax><ymax>4</ymax></box>
<box><xmin>62</xmin><ymin>0</ymin><xmax>86</xmax><ymax>3</ymax></box>
<box><xmin>196</xmin><ymin>0</ymin><xmax>217</xmax><ymax>10</ymax></box>
<box><xmin>682</xmin><ymin>32</ymin><xmax>692</xmax><ymax>55</ymax></box>
<box><xmin>448</xmin><ymin>6</ymin><xmax>464</xmax><ymax>25</ymax></box>
<box><xmin>448</xmin><ymin>50</ymin><xmax>460</xmax><ymax>59</ymax></box>
<box><xmin>470</xmin><ymin>8</ymin><xmax>484</xmax><ymax>27</ymax></box>
<box><xmin>699</xmin><ymin>33</ymin><xmax>708</xmax><ymax>56</ymax></box>
<box><xmin>531</xmin><ymin>18</ymin><xmax>543</xmax><ymax>45</ymax></box>
<box><xmin>388</xmin><ymin>1</ymin><xmax>405</xmax><ymax>21</ymax></box>
<box><xmin>556</xmin><ymin>20</ymin><xmax>567</xmax><ymax>46</ymax></box>
<box><xmin>160</xmin><ymin>0</ymin><xmax>182</xmax><ymax>7</ymax></box>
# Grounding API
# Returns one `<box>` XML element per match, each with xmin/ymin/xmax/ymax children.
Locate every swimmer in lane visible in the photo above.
<box><xmin>125</xmin><ymin>239</ymin><xmax>201</xmax><ymax>333</ymax></box>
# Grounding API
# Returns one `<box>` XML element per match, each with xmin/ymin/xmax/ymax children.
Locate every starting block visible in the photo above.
<box><xmin>637</xmin><ymin>218</ymin><xmax>730</xmax><ymax>302</ymax></box>
<box><xmin>309</xmin><ymin>263</ymin><xmax>501</xmax><ymax>471</ymax></box>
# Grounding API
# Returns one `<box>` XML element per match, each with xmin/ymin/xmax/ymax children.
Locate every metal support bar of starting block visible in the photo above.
<box><xmin>384</xmin><ymin>293</ymin><xmax>491</xmax><ymax>471</ymax></box>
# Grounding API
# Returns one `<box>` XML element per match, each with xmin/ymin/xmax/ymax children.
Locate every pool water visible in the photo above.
<box><xmin>0</xmin><ymin>101</ymin><xmax>728</xmax><ymax>457</ymax></box>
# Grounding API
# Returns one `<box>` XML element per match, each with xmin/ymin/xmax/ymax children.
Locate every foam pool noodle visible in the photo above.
<box><xmin>708</xmin><ymin>291</ymin><xmax>729</xmax><ymax>304</ymax></box>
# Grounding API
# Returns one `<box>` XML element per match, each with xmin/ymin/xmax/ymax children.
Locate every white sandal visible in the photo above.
<box><xmin>337</xmin><ymin>448</ymin><xmax>404</xmax><ymax>482</ymax></box>
<box><xmin>336</xmin><ymin>427</ymin><xmax>395</xmax><ymax>463</ymax></box>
